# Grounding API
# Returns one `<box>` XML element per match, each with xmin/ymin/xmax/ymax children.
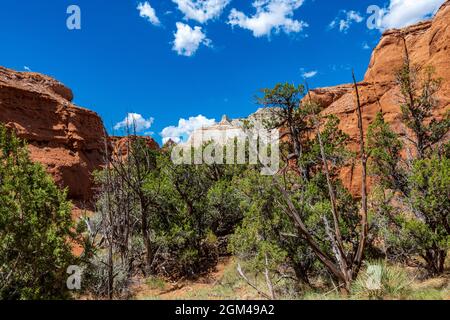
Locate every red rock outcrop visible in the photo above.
<box><xmin>0</xmin><ymin>66</ymin><xmax>108</xmax><ymax>203</ymax></box>
<box><xmin>110</xmin><ymin>135</ymin><xmax>160</xmax><ymax>160</ymax></box>
<box><xmin>309</xmin><ymin>1</ymin><xmax>450</xmax><ymax>195</ymax></box>
<box><xmin>0</xmin><ymin>66</ymin><xmax>161</xmax><ymax>206</ymax></box>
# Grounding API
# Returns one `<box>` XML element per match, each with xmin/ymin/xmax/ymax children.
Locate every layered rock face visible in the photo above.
<box><xmin>0</xmin><ymin>66</ymin><xmax>108</xmax><ymax>203</ymax></box>
<box><xmin>0</xmin><ymin>66</ymin><xmax>161</xmax><ymax>205</ymax></box>
<box><xmin>309</xmin><ymin>1</ymin><xmax>450</xmax><ymax>195</ymax></box>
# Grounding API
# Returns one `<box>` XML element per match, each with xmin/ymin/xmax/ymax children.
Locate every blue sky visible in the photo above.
<box><xmin>0</xmin><ymin>0</ymin><xmax>444</xmax><ymax>144</ymax></box>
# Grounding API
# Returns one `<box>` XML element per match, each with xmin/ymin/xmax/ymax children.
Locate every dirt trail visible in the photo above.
<box><xmin>133</xmin><ymin>257</ymin><xmax>239</xmax><ymax>300</ymax></box>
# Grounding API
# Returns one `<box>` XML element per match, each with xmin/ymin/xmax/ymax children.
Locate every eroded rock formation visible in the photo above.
<box><xmin>110</xmin><ymin>135</ymin><xmax>160</xmax><ymax>159</ymax></box>
<box><xmin>309</xmin><ymin>1</ymin><xmax>450</xmax><ymax>194</ymax></box>
<box><xmin>0</xmin><ymin>66</ymin><xmax>108</xmax><ymax>203</ymax></box>
<box><xmin>0</xmin><ymin>67</ymin><xmax>161</xmax><ymax>207</ymax></box>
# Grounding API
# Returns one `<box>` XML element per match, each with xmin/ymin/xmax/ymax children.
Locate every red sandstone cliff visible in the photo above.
<box><xmin>309</xmin><ymin>1</ymin><xmax>450</xmax><ymax>194</ymax></box>
<box><xmin>0</xmin><ymin>66</ymin><xmax>108</xmax><ymax>203</ymax></box>
<box><xmin>0</xmin><ymin>67</ymin><xmax>162</xmax><ymax>205</ymax></box>
<box><xmin>0</xmin><ymin>67</ymin><xmax>159</xmax><ymax>207</ymax></box>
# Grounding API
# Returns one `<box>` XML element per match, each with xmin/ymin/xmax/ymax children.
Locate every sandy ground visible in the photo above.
<box><xmin>132</xmin><ymin>257</ymin><xmax>260</xmax><ymax>300</ymax></box>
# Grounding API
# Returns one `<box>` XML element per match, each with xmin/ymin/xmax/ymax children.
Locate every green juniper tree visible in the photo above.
<box><xmin>229</xmin><ymin>170</ymin><xmax>318</xmax><ymax>298</ymax></box>
<box><xmin>0</xmin><ymin>125</ymin><xmax>76</xmax><ymax>300</ymax></box>
<box><xmin>251</xmin><ymin>81</ymin><xmax>371</xmax><ymax>293</ymax></box>
<box><xmin>257</xmin><ymin>83</ymin><xmax>310</xmax><ymax>179</ymax></box>
<box><xmin>144</xmin><ymin>146</ymin><xmax>246</xmax><ymax>279</ymax></box>
<box><xmin>368</xmin><ymin>44</ymin><xmax>450</xmax><ymax>275</ymax></box>
<box><xmin>396</xmin><ymin>42</ymin><xmax>448</xmax><ymax>160</ymax></box>
<box><xmin>85</xmin><ymin>139</ymin><xmax>250</xmax><ymax>296</ymax></box>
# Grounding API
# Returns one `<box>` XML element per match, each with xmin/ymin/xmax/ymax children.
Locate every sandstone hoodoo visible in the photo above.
<box><xmin>0</xmin><ymin>66</ymin><xmax>108</xmax><ymax>203</ymax></box>
<box><xmin>309</xmin><ymin>1</ymin><xmax>450</xmax><ymax>194</ymax></box>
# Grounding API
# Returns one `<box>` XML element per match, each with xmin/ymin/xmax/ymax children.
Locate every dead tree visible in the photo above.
<box><xmin>108</xmin><ymin>123</ymin><xmax>157</xmax><ymax>275</ymax></box>
<box><xmin>352</xmin><ymin>70</ymin><xmax>369</xmax><ymax>276</ymax></box>
<box><xmin>257</xmin><ymin>83</ymin><xmax>311</xmax><ymax>180</ymax></box>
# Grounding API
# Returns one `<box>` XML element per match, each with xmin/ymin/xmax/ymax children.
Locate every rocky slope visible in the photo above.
<box><xmin>0</xmin><ymin>67</ymin><xmax>163</xmax><ymax>207</ymax></box>
<box><xmin>0</xmin><ymin>66</ymin><xmax>109</xmax><ymax>203</ymax></box>
<box><xmin>0</xmin><ymin>67</ymin><xmax>162</xmax><ymax>205</ymax></box>
<box><xmin>309</xmin><ymin>1</ymin><xmax>450</xmax><ymax>194</ymax></box>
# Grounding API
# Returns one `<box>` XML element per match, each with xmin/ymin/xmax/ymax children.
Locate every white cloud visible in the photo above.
<box><xmin>114</xmin><ymin>113</ymin><xmax>155</xmax><ymax>133</ymax></box>
<box><xmin>329</xmin><ymin>10</ymin><xmax>363</xmax><ymax>33</ymax></box>
<box><xmin>137</xmin><ymin>1</ymin><xmax>161</xmax><ymax>26</ymax></box>
<box><xmin>301</xmin><ymin>69</ymin><xmax>317</xmax><ymax>78</ymax></box>
<box><xmin>378</xmin><ymin>0</ymin><xmax>445</xmax><ymax>30</ymax></box>
<box><xmin>23</xmin><ymin>66</ymin><xmax>31</xmax><ymax>72</ymax></box>
<box><xmin>161</xmin><ymin>115</ymin><xmax>216</xmax><ymax>143</ymax></box>
<box><xmin>172</xmin><ymin>0</ymin><xmax>231</xmax><ymax>24</ymax></box>
<box><xmin>172</xmin><ymin>22</ymin><xmax>212</xmax><ymax>56</ymax></box>
<box><xmin>228</xmin><ymin>0</ymin><xmax>308</xmax><ymax>38</ymax></box>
